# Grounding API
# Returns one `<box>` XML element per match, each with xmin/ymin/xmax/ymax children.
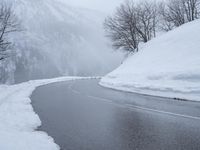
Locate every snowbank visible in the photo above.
<box><xmin>100</xmin><ymin>19</ymin><xmax>200</xmax><ymax>101</ymax></box>
<box><xmin>0</xmin><ymin>76</ymin><xmax>95</xmax><ymax>150</ymax></box>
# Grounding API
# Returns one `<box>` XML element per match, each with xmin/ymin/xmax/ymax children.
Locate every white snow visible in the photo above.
<box><xmin>0</xmin><ymin>76</ymin><xmax>95</xmax><ymax>150</ymax></box>
<box><xmin>100</xmin><ymin>19</ymin><xmax>200</xmax><ymax>101</ymax></box>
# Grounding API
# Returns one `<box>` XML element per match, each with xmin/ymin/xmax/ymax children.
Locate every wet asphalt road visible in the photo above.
<box><xmin>31</xmin><ymin>79</ymin><xmax>200</xmax><ymax>150</ymax></box>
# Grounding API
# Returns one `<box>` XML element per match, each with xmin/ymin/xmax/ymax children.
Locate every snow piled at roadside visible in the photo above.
<box><xmin>0</xmin><ymin>76</ymin><xmax>94</xmax><ymax>150</ymax></box>
<box><xmin>100</xmin><ymin>19</ymin><xmax>200</xmax><ymax>101</ymax></box>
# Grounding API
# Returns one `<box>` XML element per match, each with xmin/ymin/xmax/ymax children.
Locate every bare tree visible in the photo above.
<box><xmin>104</xmin><ymin>0</ymin><xmax>158</xmax><ymax>53</ymax></box>
<box><xmin>0</xmin><ymin>3</ymin><xmax>20</xmax><ymax>61</ymax></box>
<box><xmin>135</xmin><ymin>1</ymin><xmax>158</xmax><ymax>43</ymax></box>
<box><xmin>159</xmin><ymin>0</ymin><xmax>200</xmax><ymax>31</ymax></box>
<box><xmin>158</xmin><ymin>2</ymin><xmax>176</xmax><ymax>31</ymax></box>
<box><xmin>182</xmin><ymin>0</ymin><xmax>200</xmax><ymax>21</ymax></box>
<box><xmin>104</xmin><ymin>1</ymin><xmax>139</xmax><ymax>52</ymax></box>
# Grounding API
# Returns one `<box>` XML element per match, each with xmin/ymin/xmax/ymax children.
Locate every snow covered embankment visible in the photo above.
<box><xmin>0</xmin><ymin>76</ymin><xmax>94</xmax><ymax>150</ymax></box>
<box><xmin>100</xmin><ymin>19</ymin><xmax>200</xmax><ymax>101</ymax></box>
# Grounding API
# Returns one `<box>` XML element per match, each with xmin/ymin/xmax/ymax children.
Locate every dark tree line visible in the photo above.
<box><xmin>0</xmin><ymin>3</ymin><xmax>20</xmax><ymax>61</ymax></box>
<box><xmin>104</xmin><ymin>0</ymin><xmax>200</xmax><ymax>52</ymax></box>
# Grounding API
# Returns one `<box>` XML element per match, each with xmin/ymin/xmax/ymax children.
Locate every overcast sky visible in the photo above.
<box><xmin>66</xmin><ymin>0</ymin><xmax>125</xmax><ymax>13</ymax></box>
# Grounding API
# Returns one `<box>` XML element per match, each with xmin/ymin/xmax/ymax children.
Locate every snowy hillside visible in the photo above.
<box><xmin>100</xmin><ymin>19</ymin><xmax>200</xmax><ymax>101</ymax></box>
<box><xmin>0</xmin><ymin>0</ymin><xmax>122</xmax><ymax>83</ymax></box>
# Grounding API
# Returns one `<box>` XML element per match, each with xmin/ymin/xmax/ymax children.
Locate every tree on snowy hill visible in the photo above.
<box><xmin>159</xmin><ymin>0</ymin><xmax>200</xmax><ymax>31</ymax></box>
<box><xmin>104</xmin><ymin>0</ymin><xmax>158</xmax><ymax>53</ymax></box>
<box><xmin>104</xmin><ymin>1</ymin><xmax>139</xmax><ymax>53</ymax></box>
<box><xmin>104</xmin><ymin>0</ymin><xmax>200</xmax><ymax>53</ymax></box>
<box><xmin>182</xmin><ymin>0</ymin><xmax>200</xmax><ymax>21</ymax></box>
<box><xmin>136</xmin><ymin>1</ymin><xmax>158</xmax><ymax>43</ymax></box>
<box><xmin>0</xmin><ymin>4</ymin><xmax>20</xmax><ymax>61</ymax></box>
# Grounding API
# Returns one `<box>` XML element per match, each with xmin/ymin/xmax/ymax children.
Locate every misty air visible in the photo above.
<box><xmin>0</xmin><ymin>0</ymin><xmax>200</xmax><ymax>150</ymax></box>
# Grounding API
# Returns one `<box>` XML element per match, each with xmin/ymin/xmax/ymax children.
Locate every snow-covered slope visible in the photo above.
<box><xmin>100</xmin><ymin>19</ymin><xmax>200</xmax><ymax>101</ymax></box>
<box><xmin>0</xmin><ymin>76</ymin><xmax>94</xmax><ymax>150</ymax></box>
<box><xmin>0</xmin><ymin>0</ymin><xmax>122</xmax><ymax>83</ymax></box>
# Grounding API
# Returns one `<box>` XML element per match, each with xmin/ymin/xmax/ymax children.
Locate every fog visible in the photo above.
<box><xmin>0</xmin><ymin>0</ymin><xmax>124</xmax><ymax>83</ymax></box>
<box><xmin>65</xmin><ymin>0</ymin><xmax>124</xmax><ymax>13</ymax></box>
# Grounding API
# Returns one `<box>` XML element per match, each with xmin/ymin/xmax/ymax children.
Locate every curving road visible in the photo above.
<box><xmin>31</xmin><ymin>79</ymin><xmax>200</xmax><ymax>150</ymax></box>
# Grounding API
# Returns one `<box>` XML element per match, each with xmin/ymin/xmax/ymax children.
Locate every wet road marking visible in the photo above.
<box><xmin>124</xmin><ymin>104</ymin><xmax>200</xmax><ymax>121</ymax></box>
<box><xmin>70</xmin><ymin>86</ymin><xmax>200</xmax><ymax>121</ymax></box>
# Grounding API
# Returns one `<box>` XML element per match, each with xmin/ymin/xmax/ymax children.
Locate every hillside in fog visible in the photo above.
<box><xmin>0</xmin><ymin>0</ymin><xmax>123</xmax><ymax>83</ymax></box>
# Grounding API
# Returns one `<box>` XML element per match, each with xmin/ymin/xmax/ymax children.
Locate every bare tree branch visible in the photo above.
<box><xmin>0</xmin><ymin>3</ymin><xmax>20</xmax><ymax>61</ymax></box>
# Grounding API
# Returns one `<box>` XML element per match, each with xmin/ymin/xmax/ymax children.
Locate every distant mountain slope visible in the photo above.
<box><xmin>0</xmin><ymin>0</ymin><xmax>122</xmax><ymax>83</ymax></box>
<box><xmin>101</xmin><ymin>19</ymin><xmax>200</xmax><ymax>101</ymax></box>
